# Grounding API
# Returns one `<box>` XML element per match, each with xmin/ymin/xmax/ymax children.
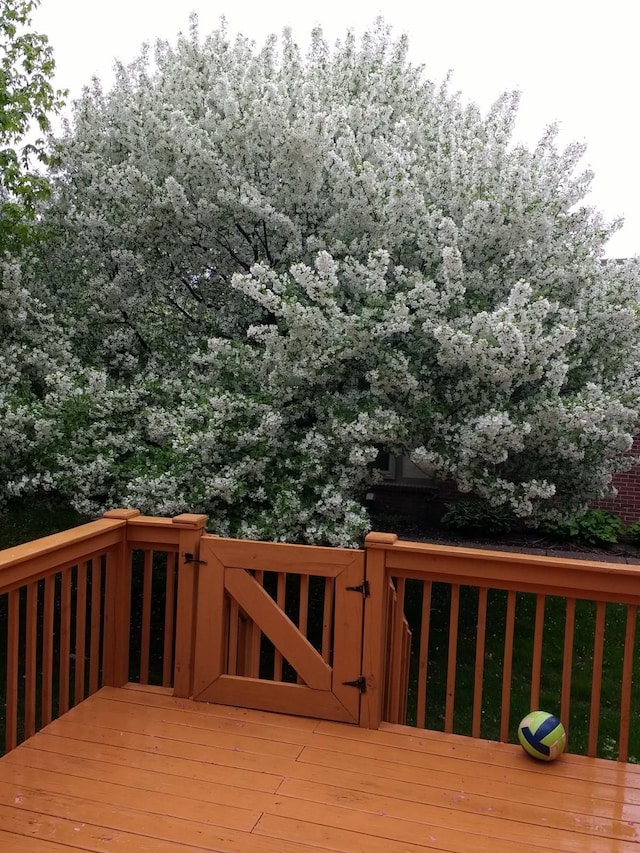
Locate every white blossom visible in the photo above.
<box><xmin>1</xmin><ymin>20</ymin><xmax>638</xmax><ymax>543</ymax></box>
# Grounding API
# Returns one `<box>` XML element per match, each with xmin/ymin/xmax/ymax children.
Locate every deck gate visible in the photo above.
<box><xmin>192</xmin><ymin>535</ymin><xmax>366</xmax><ymax>723</ymax></box>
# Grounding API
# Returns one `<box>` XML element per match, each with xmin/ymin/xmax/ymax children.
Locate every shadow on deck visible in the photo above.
<box><xmin>1</xmin><ymin>684</ymin><xmax>639</xmax><ymax>852</ymax></box>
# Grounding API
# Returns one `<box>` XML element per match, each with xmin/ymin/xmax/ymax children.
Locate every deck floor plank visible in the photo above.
<box><xmin>0</xmin><ymin>830</ymin><xmax>75</xmax><ymax>853</ymax></box>
<box><xmin>1</xmin><ymin>685</ymin><xmax>639</xmax><ymax>852</ymax></box>
<box><xmin>284</xmin><ymin>748</ymin><xmax>640</xmax><ymax>824</ymax></box>
<box><xmin>65</xmin><ymin>693</ymin><xmax>317</xmax><ymax>746</ymax></box>
<box><xmin>45</xmin><ymin>710</ymin><xmax>306</xmax><ymax>759</ymax></box>
<box><xmin>297</xmin><ymin>741</ymin><xmax>640</xmax><ymax>806</ymax></box>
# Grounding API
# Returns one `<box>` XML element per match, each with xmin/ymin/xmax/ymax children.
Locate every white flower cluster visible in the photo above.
<box><xmin>2</xmin><ymin>20</ymin><xmax>638</xmax><ymax>543</ymax></box>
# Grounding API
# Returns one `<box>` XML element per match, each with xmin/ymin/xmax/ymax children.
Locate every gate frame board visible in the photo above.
<box><xmin>192</xmin><ymin>536</ymin><xmax>365</xmax><ymax>723</ymax></box>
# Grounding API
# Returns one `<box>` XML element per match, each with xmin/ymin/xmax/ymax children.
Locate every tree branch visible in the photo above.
<box><xmin>235</xmin><ymin>221</ymin><xmax>259</xmax><ymax>262</ymax></box>
<box><xmin>259</xmin><ymin>219</ymin><xmax>274</xmax><ymax>265</ymax></box>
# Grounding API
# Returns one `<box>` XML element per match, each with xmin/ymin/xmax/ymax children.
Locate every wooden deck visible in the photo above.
<box><xmin>1</xmin><ymin>686</ymin><xmax>639</xmax><ymax>853</ymax></box>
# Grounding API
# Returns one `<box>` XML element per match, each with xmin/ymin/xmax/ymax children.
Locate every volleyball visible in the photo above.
<box><xmin>517</xmin><ymin>711</ymin><xmax>566</xmax><ymax>761</ymax></box>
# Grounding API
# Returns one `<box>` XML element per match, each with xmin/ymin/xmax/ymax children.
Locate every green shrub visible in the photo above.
<box><xmin>440</xmin><ymin>501</ymin><xmax>517</xmax><ymax>535</ymax></box>
<box><xmin>542</xmin><ymin>509</ymin><xmax>623</xmax><ymax>545</ymax></box>
<box><xmin>625</xmin><ymin>520</ymin><xmax>640</xmax><ymax>543</ymax></box>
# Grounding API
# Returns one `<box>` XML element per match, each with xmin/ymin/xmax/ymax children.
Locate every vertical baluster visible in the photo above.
<box><xmin>272</xmin><ymin>572</ymin><xmax>286</xmax><ymax>680</ymax></box>
<box><xmin>74</xmin><ymin>562</ymin><xmax>88</xmax><ymax>706</ymax></box>
<box><xmin>228</xmin><ymin>598</ymin><xmax>240</xmax><ymax>675</ymax></box>
<box><xmin>321</xmin><ymin>576</ymin><xmax>334</xmax><ymax>664</ymax></box>
<box><xmin>140</xmin><ymin>550</ymin><xmax>153</xmax><ymax>684</ymax></box>
<box><xmin>244</xmin><ymin>571</ymin><xmax>263</xmax><ymax>679</ymax></box>
<box><xmin>530</xmin><ymin>594</ymin><xmax>545</xmax><ymax>711</ymax></box>
<box><xmin>500</xmin><ymin>591</ymin><xmax>517</xmax><ymax>742</ymax></box>
<box><xmin>444</xmin><ymin>584</ymin><xmax>460</xmax><ymax>733</ymax></box>
<box><xmin>297</xmin><ymin>574</ymin><xmax>309</xmax><ymax>684</ymax></box>
<box><xmin>399</xmin><ymin>610</ymin><xmax>412</xmax><ymax>726</ymax></box>
<box><xmin>416</xmin><ymin>580</ymin><xmax>432</xmax><ymax>730</ymax></box>
<box><xmin>383</xmin><ymin>581</ymin><xmax>396</xmax><ymax>720</ymax></box>
<box><xmin>59</xmin><ymin>569</ymin><xmax>72</xmax><ymax>715</ymax></box>
<box><xmin>6</xmin><ymin>589</ymin><xmax>20</xmax><ymax>751</ymax></box>
<box><xmin>101</xmin><ymin>556</ymin><xmax>110</xmax><ymax>684</ymax></box>
<box><xmin>619</xmin><ymin>604</ymin><xmax>637</xmax><ymax>762</ymax></box>
<box><xmin>560</xmin><ymin>598</ymin><xmax>576</xmax><ymax>733</ymax></box>
<box><xmin>24</xmin><ymin>582</ymin><xmax>38</xmax><ymax>739</ymax></box>
<box><xmin>586</xmin><ymin>601</ymin><xmax>606</xmax><ymax>757</ymax></box>
<box><xmin>472</xmin><ymin>587</ymin><xmax>488</xmax><ymax>738</ymax></box>
<box><xmin>388</xmin><ymin>578</ymin><xmax>407</xmax><ymax>724</ymax></box>
<box><xmin>163</xmin><ymin>553</ymin><xmax>176</xmax><ymax>688</ymax></box>
<box><xmin>89</xmin><ymin>560</ymin><xmax>102</xmax><ymax>696</ymax></box>
<box><xmin>41</xmin><ymin>575</ymin><xmax>55</xmax><ymax>726</ymax></box>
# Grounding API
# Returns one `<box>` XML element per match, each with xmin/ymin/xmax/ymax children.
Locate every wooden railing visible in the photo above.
<box><xmin>2</xmin><ymin>514</ymin><xmax>640</xmax><ymax>762</ymax></box>
<box><xmin>0</xmin><ymin>516</ymin><xmax>122</xmax><ymax>753</ymax></box>
<box><xmin>0</xmin><ymin>509</ymin><xmax>206</xmax><ymax>755</ymax></box>
<box><xmin>363</xmin><ymin>532</ymin><xmax>640</xmax><ymax>762</ymax></box>
<box><xmin>104</xmin><ymin>510</ymin><xmax>207</xmax><ymax>697</ymax></box>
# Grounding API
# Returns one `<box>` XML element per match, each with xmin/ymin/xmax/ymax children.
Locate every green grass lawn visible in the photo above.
<box><xmin>402</xmin><ymin>580</ymin><xmax>640</xmax><ymax>761</ymax></box>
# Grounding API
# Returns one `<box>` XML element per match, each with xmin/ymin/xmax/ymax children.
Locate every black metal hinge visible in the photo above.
<box><xmin>183</xmin><ymin>552</ymin><xmax>207</xmax><ymax>565</ymax></box>
<box><xmin>342</xmin><ymin>676</ymin><xmax>367</xmax><ymax>693</ymax></box>
<box><xmin>345</xmin><ymin>580</ymin><xmax>370</xmax><ymax>598</ymax></box>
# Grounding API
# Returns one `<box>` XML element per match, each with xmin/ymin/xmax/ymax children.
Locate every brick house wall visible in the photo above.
<box><xmin>592</xmin><ymin>435</ymin><xmax>640</xmax><ymax>524</ymax></box>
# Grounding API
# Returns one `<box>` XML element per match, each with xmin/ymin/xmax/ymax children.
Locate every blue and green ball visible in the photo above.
<box><xmin>517</xmin><ymin>711</ymin><xmax>566</xmax><ymax>761</ymax></box>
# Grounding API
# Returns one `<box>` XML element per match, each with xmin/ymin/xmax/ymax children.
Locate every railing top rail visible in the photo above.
<box><xmin>365</xmin><ymin>531</ymin><xmax>640</xmax><ymax>572</ymax></box>
<box><xmin>0</xmin><ymin>518</ymin><xmax>128</xmax><ymax>595</ymax></box>
<box><xmin>0</xmin><ymin>518</ymin><xmax>126</xmax><ymax>574</ymax></box>
<box><xmin>365</xmin><ymin>532</ymin><xmax>640</xmax><ymax>602</ymax></box>
<box><xmin>0</xmin><ymin>510</ymin><xmax>210</xmax><ymax>595</ymax></box>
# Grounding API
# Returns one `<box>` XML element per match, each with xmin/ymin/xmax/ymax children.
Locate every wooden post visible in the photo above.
<box><xmin>360</xmin><ymin>532</ymin><xmax>396</xmax><ymax>729</ymax></box>
<box><xmin>172</xmin><ymin>513</ymin><xmax>208</xmax><ymax>698</ymax></box>
<box><xmin>102</xmin><ymin>509</ymin><xmax>140</xmax><ymax>687</ymax></box>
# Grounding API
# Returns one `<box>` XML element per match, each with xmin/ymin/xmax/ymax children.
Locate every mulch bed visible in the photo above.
<box><xmin>369</xmin><ymin>516</ymin><xmax>640</xmax><ymax>565</ymax></box>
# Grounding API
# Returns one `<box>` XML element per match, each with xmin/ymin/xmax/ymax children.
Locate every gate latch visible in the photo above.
<box><xmin>183</xmin><ymin>552</ymin><xmax>207</xmax><ymax>565</ymax></box>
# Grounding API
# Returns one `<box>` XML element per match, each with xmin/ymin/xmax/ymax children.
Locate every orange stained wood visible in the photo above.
<box><xmin>5</xmin><ymin>588</ymin><xmax>19</xmax><ymax>752</ymax></box>
<box><xmin>416</xmin><ymin>579</ymin><xmax>432</xmax><ymax>730</ymax></box>
<box><xmin>619</xmin><ymin>604</ymin><xmax>637</xmax><ymax>762</ymax></box>
<box><xmin>500</xmin><ymin>589</ymin><xmax>517</xmax><ymax>743</ymax></box>
<box><xmin>24</xmin><ymin>582</ymin><xmax>38</xmax><ymax>739</ymax></box>
<box><xmin>74</xmin><ymin>563</ymin><xmax>88</xmax><ymax>706</ymax></box>
<box><xmin>193</xmin><ymin>535</ymin><xmax>365</xmax><ymax>723</ymax></box>
<box><xmin>444</xmin><ymin>583</ymin><xmax>460</xmax><ymax>733</ymax></box>
<box><xmin>530</xmin><ymin>592</ymin><xmax>545</xmax><ymax>710</ymax></box>
<box><xmin>0</xmin><ymin>517</ymin><xmax>125</xmax><ymax>594</ymax></box>
<box><xmin>59</xmin><ymin>567</ymin><xmax>72</xmax><ymax>715</ymax></box>
<box><xmin>162</xmin><ymin>553</ymin><xmax>177</xmax><ymax>688</ymax></box>
<box><xmin>471</xmin><ymin>586</ymin><xmax>487</xmax><ymax>738</ymax></box>
<box><xmin>365</xmin><ymin>533</ymin><xmax>640</xmax><ymax>758</ymax></box>
<box><xmin>89</xmin><ymin>561</ymin><xmax>102</xmax><ymax>696</ymax></box>
<box><xmin>387</xmin><ymin>577</ymin><xmax>406</xmax><ymax>723</ymax></box>
<box><xmin>140</xmin><ymin>550</ymin><xmax>153</xmax><ymax>684</ymax></box>
<box><xmin>41</xmin><ymin>574</ymin><xmax>55</xmax><ymax>727</ymax></box>
<box><xmin>1</xmin><ymin>684</ymin><xmax>640</xmax><ymax>853</ymax></box>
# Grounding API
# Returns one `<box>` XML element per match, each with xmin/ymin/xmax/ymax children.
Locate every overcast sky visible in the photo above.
<box><xmin>34</xmin><ymin>0</ymin><xmax>639</xmax><ymax>258</ymax></box>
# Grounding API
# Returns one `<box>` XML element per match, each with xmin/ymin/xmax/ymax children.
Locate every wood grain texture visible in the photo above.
<box><xmin>1</xmin><ymin>686</ymin><xmax>639</xmax><ymax>852</ymax></box>
<box><xmin>224</xmin><ymin>568</ymin><xmax>332</xmax><ymax>690</ymax></box>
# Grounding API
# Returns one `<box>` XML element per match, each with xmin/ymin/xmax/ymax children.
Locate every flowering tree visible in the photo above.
<box><xmin>0</xmin><ymin>0</ymin><xmax>65</xmax><ymax>252</ymax></box>
<box><xmin>0</xmin><ymin>0</ymin><xmax>68</xmax><ymax>503</ymax></box>
<box><xmin>7</xmin><ymin>20</ymin><xmax>640</xmax><ymax>544</ymax></box>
